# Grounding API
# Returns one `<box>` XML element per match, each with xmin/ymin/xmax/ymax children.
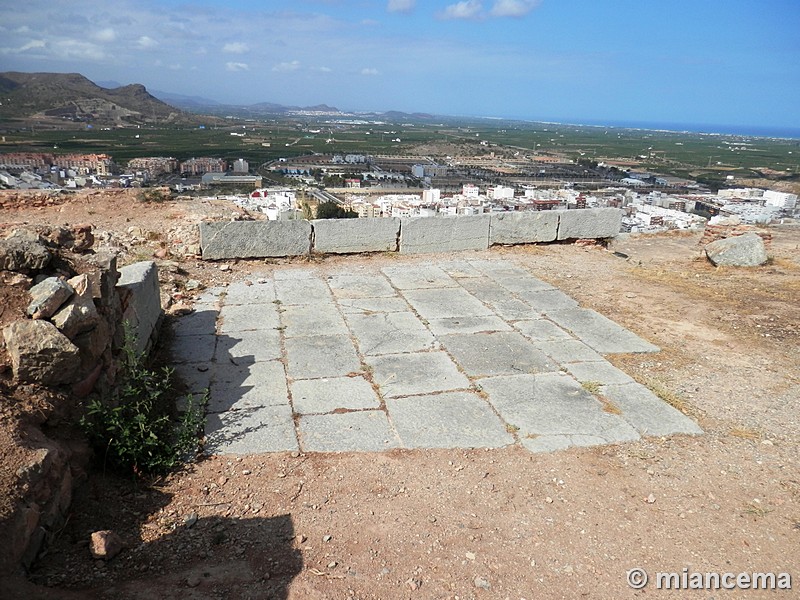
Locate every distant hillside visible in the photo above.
<box><xmin>0</xmin><ymin>72</ymin><xmax>195</xmax><ymax>126</ymax></box>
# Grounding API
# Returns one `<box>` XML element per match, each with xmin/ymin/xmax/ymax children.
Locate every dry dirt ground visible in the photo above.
<box><xmin>1</xmin><ymin>191</ymin><xmax>799</xmax><ymax>599</ymax></box>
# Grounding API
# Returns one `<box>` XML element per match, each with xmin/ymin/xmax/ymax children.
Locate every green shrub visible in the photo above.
<box><xmin>80</xmin><ymin>328</ymin><xmax>207</xmax><ymax>477</ymax></box>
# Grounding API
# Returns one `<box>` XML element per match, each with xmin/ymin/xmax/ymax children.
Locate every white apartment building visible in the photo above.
<box><xmin>422</xmin><ymin>188</ymin><xmax>441</xmax><ymax>203</ymax></box>
<box><xmin>763</xmin><ymin>190</ymin><xmax>797</xmax><ymax>209</ymax></box>
<box><xmin>487</xmin><ymin>185</ymin><xmax>514</xmax><ymax>201</ymax></box>
<box><xmin>462</xmin><ymin>184</ymin><xmax>480</xmax><ymax>198</ymax></box>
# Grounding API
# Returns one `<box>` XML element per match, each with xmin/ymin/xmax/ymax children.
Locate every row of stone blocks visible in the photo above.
<box><xmin>200</xmin><ymin>208</ymin><xmax>623</xmax><ymax>259</ymax></box>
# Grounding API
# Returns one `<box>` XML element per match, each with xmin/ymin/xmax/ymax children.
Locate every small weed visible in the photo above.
<box><xmin>729</xmin><ymin>427</ymin><xmax>762</xmax><ymax>441</ymax></box>
<box><xmin>79</xmin><ymin>326</ymin><xmax>207</xmax><ymax>477</ymax></box>
<box><xmin>273</xmin><ymin>299</ymin><xmax>282</xmax><ymax>305</ymax></box>
<box><xmin>275</xmin><ymin>325</ymin><xmax>286</xmax><ymax>331</ymax></box>
<box><xmin>741</xmin><ymin>502</ymin><xmax>773</xmax><ymax>518</ymax></box>
<box><xmin>598</xmin><ymin>396</ymin><xmax>623</xmax><ymax>415</ymax></box>
<box><xmin>506</xmin><ymin>424</ymin><xmax>520</xmax><ymax>434</ymax></box>
<box><xmin>642</xmin><ymin>377</ymin><xmax>692</xmax><ymax>415</ymax></box>
<box><xmin>581</xmin><ymin>380</ymin><xmax>602</xmax><ymax>395</ymax></box>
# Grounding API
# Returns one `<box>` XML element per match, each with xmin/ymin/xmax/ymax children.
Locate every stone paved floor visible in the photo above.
<box><xmin>170</xmin><ymin>258</ymin><xmax>701</xmax><ymax>455</ymax></box>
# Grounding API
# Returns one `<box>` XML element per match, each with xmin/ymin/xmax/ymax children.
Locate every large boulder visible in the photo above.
<box><xmin>0</xmin><ymin>230</ymin><xmax>52</xmax><ymax>272</ymax></box>
<box><xmin>3</xmin><ymin>320</ymin><xmax>80</xmax><ymax>385</ymax></box>
<box><xmin>705</xmin><ymin>233</ymin><xmax>769</xmax><ymax>267</ymax></box>
<box><xmin>26</xmin><ymin>277</ymin><xmax>74</xmax><ymax>319</ymax></box>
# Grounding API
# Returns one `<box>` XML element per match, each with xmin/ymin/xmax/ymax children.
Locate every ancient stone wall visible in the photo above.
<box><xmin>199</xmin><ymin>208</ymin><xmax>624</xmax><ymax>259</ymax></box>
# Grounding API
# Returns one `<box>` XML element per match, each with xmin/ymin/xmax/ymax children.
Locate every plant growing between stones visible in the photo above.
<box><xmin>80</xmin><ymin>326</ymin><xmax>207</xmax><ymax>477</ymax></box>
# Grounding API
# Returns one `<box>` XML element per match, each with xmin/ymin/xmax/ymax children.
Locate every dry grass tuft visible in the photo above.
<box><xmin>729</xmin><ymin>427</ymin><xmax>762</xmax><ymax>441</ymax></box>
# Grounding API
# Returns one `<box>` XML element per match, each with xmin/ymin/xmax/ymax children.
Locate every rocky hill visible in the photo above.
<box><xmin>0</xmin><ymin>72</ymin><xmax>193</xmax><ymax>127</ymax></box>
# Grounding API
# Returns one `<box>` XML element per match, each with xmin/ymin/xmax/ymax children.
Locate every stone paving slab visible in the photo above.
<box><xmin>175</xmin><ymin>256</ymin><xmax>700</xmax><ymax>456</ymax></box>
<box><xmin>387</xmin><ymin>392</ymin><xmax>514</xmax><ymax>449</ymax></box>
<box><xmin>441</xmin><ymin>332</ymin><xmax>556</xmax><ymax>377</ymax></box>
<box><xmin>346</xmin><ymin>311</ymin><xmax>437</xmax><ymax>356</ymax></box>
<box><xmin>426</xmin><ymin>316</ymin><xmax>512</xmax><ymax>336</ymax></box>
<box><xmin>290</xmin><ymin>376</ymin><xmax>381</xmax><ymax>414</ymax></box>
<box><xmin>285</xmin><ymin>334</ymin><xmax>361</xmax><ymax>379</ymax></box>
<box><xmin>479</xmin><ymin>373</ymin><xmax>640</xmax><ymax>445</ymax></box>
<box><xmin>601</xmin><ymin>383</ymin><xmax>703</xmax><ymax>436</ymax></box>
<box><xmin>205</xmin><ymin>404</ymin><xmax>298</xmax><ymax>454</ymax></box>
<box><xmin>224</xmin><ymin>281</ymin><xmax>275</xmax><ymax>305</ymax></box>
<box><xmin>215</xmin><ymin>329</ymin><xmax>282</xmax><ymax>363</ymax></box>
<box><xmin>547</xmin><ymin>308</ymin><xmax>660</xmax><ymax>354</ymax></box>
<box><xmin>327</xmin><ymin>274</ymin><xmax>397</xmax><ymax>299</ymax></box>
<box><xmin>381</xmin><ymin>265</ymin><xmax>458</xmax><ymax>290</ymax></box>
<box><xmin>402</xmin><ymin>287</ymin><xmax>494</xmax><ymax>320</ymax></box>
<box><xmin>218</xmin><ymin>304</ymin><xmax>280</xmax><ymax>333</ymax></box>
<box><xmin>281</xmin><ymin>304</ymin><xmax>349</xmax><ymax>338</ymax></box>
<box><xmin>366</xmin><ymin>351</ymin><xmax>470</xmax><ymax>398</ymax></box>
<box><xmin>299</xmin><ymin>411</ymin><xmax>399</xmax><ymax>452</ymax></box>
<box><xmin>208</xmin><ymin>359</ymin><xmax>289</xmax><ymax>413</ymax></box>
<box><xmin>172</xmin><ymin>334</ymin><xmax>216</xmax><ymax>364</ymax></box>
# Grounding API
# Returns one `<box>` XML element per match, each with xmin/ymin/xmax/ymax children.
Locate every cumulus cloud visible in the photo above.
<box><xmin>55</xmin><ymin>39</ymin><xmax>106</xmax><ymax>61</ymax></box>
<box><xmin>489</xmin><ymin>0</ymin><xmax>541</xmax><ymax>17</ymax></box>
<box><xmin>440</xmin><ymin>0</ymin><xmax>483</xmax><ymax>20</ymax></box>
<box><xmin>317</xmin><ymin>66</ymin><xmax>333</xmax><ymax>73</ymax></box>
<box><xmin>360</xmin><ymin>67</ymin><xmax>380</xmax><ymax>76</ymax></box>
<box><xmin>92</xmin><ymin>27</ymin><xmax>117</xmax><ymax>42</ymax></box>
<box><xmin>223</xmin><ymin>41</ymin><xmax>248</xmax><ymax>54</ymax></box>
<box><xmin>387</xmin><ymin>0</ymin><xmax>416</xmax><ymax>13</ymax></box>
<box><xmin>136</xmin><ymin>35</ymin><xmax>158</xmax><ymax>49</ymax></box>
<box><xmin>226</xmin><ymin>61</ymin><xmax>249</xmax><ymax>72</ymax></box>
<box><xmin>272</xmin><ymin>60</ymin><xmax>301</xmax><ymax>72</ymax></box>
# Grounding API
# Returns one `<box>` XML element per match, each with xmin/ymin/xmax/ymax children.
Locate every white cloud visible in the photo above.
<box><xmin>441</xmin><ymin>1</ymin><xmax>483</xmax><ymax>20</ymax></box>
<box><xmin>361</xmin><ymin>67</ymin><xmax>380</xmax><ymax>76</ymax></box>
<box><xmin>15</xmin><ymin>26</ymin><xmax>31</xmax><ymax>34</ymax></box>
<box><xmin>136</xmin><ymin>35</ymin><xmax>158</xmax><ymax>49</ymax></box>
<box><xmin>54</xmin><ymin>39</ymin><xmax>106</xmax><ymax>61</ymax></box>
<box><xmin>387</xmin><ymin>0</ymin><xmax>416</xmax><ymax>13</ymax></box>
<box><xmin>317</xmin><ymin>66</ymin><xmax>333</xmax><ymax>73</ymax></box>
<box><xmin>92</xmin><ymin>27</ymin><xmax>117</xmax><ymax>42</ymax></box>
<box><xmin>0</xmin><ymin>39</ymin><xmax>46</xmax><ymax>55</ymax></box>
<box><xmin>226</xmin><ymin>61</ymin><xmax>249</xmax><ymax>72</ymax></box>
<box><xmin>272</xmin><ymin>60</ymin><xmax>301</xmax><ymax>72</ymax></box>
<box><xmin>223</xmin><ymin>41</ymin><xmax>248</xmax><ymax>54</ymax></box>
<box><xmin>489</xmin><ymin>0</ymin><xmax>541</xmax><ymax>17</ymax></box>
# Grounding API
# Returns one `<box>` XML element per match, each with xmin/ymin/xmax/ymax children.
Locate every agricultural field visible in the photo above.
<box><xmin>2</xmin><ymin>115</ymin><xmax>798</xmax><ymax>182</ymax></box>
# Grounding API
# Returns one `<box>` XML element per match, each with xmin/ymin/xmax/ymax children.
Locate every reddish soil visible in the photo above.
<box><xmin>1</xmin><ymin>190</ymin><xmax>798</xmax><ymax>599</ymax></box>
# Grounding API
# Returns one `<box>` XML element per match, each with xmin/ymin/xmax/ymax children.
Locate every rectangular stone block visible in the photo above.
<box><xmin>117</xmin><ymin>261</ymin><xmax>162</xmax><ymax>354</ymax></box>
<box><xmin>489</xmin><ymin>211</ymin><xmax>559</xmax><ymax>245</ymax></box>
<box><xmin>313</xmin><ymin>217</ymin><xmax>399</xmax><ymax>254</ymax></box>
<box><xmin>399</xmin><ymin>215</ymin><xmax>490</xmax><ymax>254</ymax></box>
<box><xmin>200</xmin><ymin>220</ymin><xmax>311</xmax><ymax>259</ymax></box>
<box><xmin>556</xmin><ymin>207</ymin><xmax>622</xmax><ymax>240</ymax></box>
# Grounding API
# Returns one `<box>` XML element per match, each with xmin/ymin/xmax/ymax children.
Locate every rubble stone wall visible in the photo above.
<box><xmin>0</xmin><ymin>225</ymin><xmax>163</xmax><ymax>575</ymax></box>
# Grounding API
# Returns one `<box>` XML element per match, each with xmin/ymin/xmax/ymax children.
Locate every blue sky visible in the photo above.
<box><xmin>1</xmin><ymin>0</ymin><xmax>798</xmax><ymax>129</ymax></box>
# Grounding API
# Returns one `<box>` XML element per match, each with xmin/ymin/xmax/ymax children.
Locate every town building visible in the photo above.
<box><xmin>181</xmin><ymin>157</ymin><xmax>227</xmax><ymax>175</ymax></box>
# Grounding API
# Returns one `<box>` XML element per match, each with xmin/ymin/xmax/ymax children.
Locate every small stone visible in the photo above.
<box><xmin>323</xmin><ymin>535</ymin><xmax>332</xmax><ymax>542</ymax></box>
<box><xmin>545</xmin><ymin>496</ymin><xmax>553</xmax><ymax>504</ymax></box>
<box><xmin>405</xmin><ymin>577</ymin><xmax>421</xmax><ymax>591</ymax></box>
<box><xmin>218</xmin><ymin>476</ymin><xmax>228</xmax><ymax>486</ymax></box>
<box><xmin>184</xmin><ymin>513</ymin><xmax>198</xmax><ymax>528</ymax></box>
<box><xmin>26</xmin><ymin>276</ymin><xmax>74</xmax><ymax>319</ymax></box>
<box><xmin>242</xmin><ymin>469</ymin><xmax>251</xmax><ymax>475</ymax></box>
<box><xmin>291</xmin><ymin>451</ymin><xmax>300</xmax><ymax>458</ymax></box>
<box><xmin>89</xmin><ymin>530</ymin><xmax>124</xmax><ymax>560</ymax></box>
<box><xmin>153</xmin><ymin>248</ymin><xmax>168</xmax><ymax>260</ymax></box>
<box><xmin>186</xmin><ymin>574</ymin><xmax>201</xmax><ymax>587</ymax></box>
<box><xmin>297</xmin><ymin>534</ymin><xmax>307</xmax><ymax>543</ymax></box>
<box><xmin>219</xmin><ymin>264</ymin><xmax>231</xmax><ymax>272</ymax></box>
<box><xmin>167</xmin><ymin>302</ymin><xmax>193</xmax><ymax>317</ymax></box>
<box><xmin>327</xmin><ymin>561</ymin><xmax>338</xmax><ymax>569</ymax></box>
<box><xmin>474</xmin><ymin>576</ymin><xmax>491</xmax><ymax>590</ymax></box>
<box><xmin>185</xmin><ymin>279</ymin><xmax>203</xmax><ymax>291</ymax></box>
<box><xmin>465</xmin><ymin>552</ymin><xmax>476</xmax><ymax>561</ymax></box>
<box><xmin>646</xmin><ymin>493</ymin><xmax>656</xmax><ymax>504</ymax></box>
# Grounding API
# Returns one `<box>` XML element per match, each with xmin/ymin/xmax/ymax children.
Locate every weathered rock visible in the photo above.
<box><xmin>0</xmin><ymin>229</ymin><xmax>52</xmax><ymax>272</ymax></box>
<box><xmin>313</xmin><ymin>217</ymin><xmax>400</xmax><ymax>254</ymax></box>
<box><xmin>400</xmin><ymin>215</ymin><xmax>490</xmax><ymax>254</ymax></box>
<box><xmin>70</xmin><ymin>223</ymin><xmax>95</xmax><ymax>253</ymax></box>
<box><xmin>556</xmin><ymin>207</ymin><xmax>622</xmax><ymax>240</ymax></box>
<box><xmin>117</xmin><ymin>261</ymin><xmax>163</xmax><ymax>354</ymax></box>
<box><xmin>90</xmin><ymin>530</ymin><xmax>124</xmax><ymax>560</ymax></box>
<box><xmin>26</xmin><ymin>277</ymin><xmax>74</xmax><ymax>319</ymax></box>
<box><xmin>51</xmin><ymin>275</ymin><xmax>99</xmax><ymax>339</ymax></box>
<box><xmin>3</xmin><ymin>320</ymin><xmax>81</xmax><ymax>385</ymax></box>
<box><xmin>705</xmin><ymin>233</ymin><xmax>768</xmax><ymax>267</ymax></box>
